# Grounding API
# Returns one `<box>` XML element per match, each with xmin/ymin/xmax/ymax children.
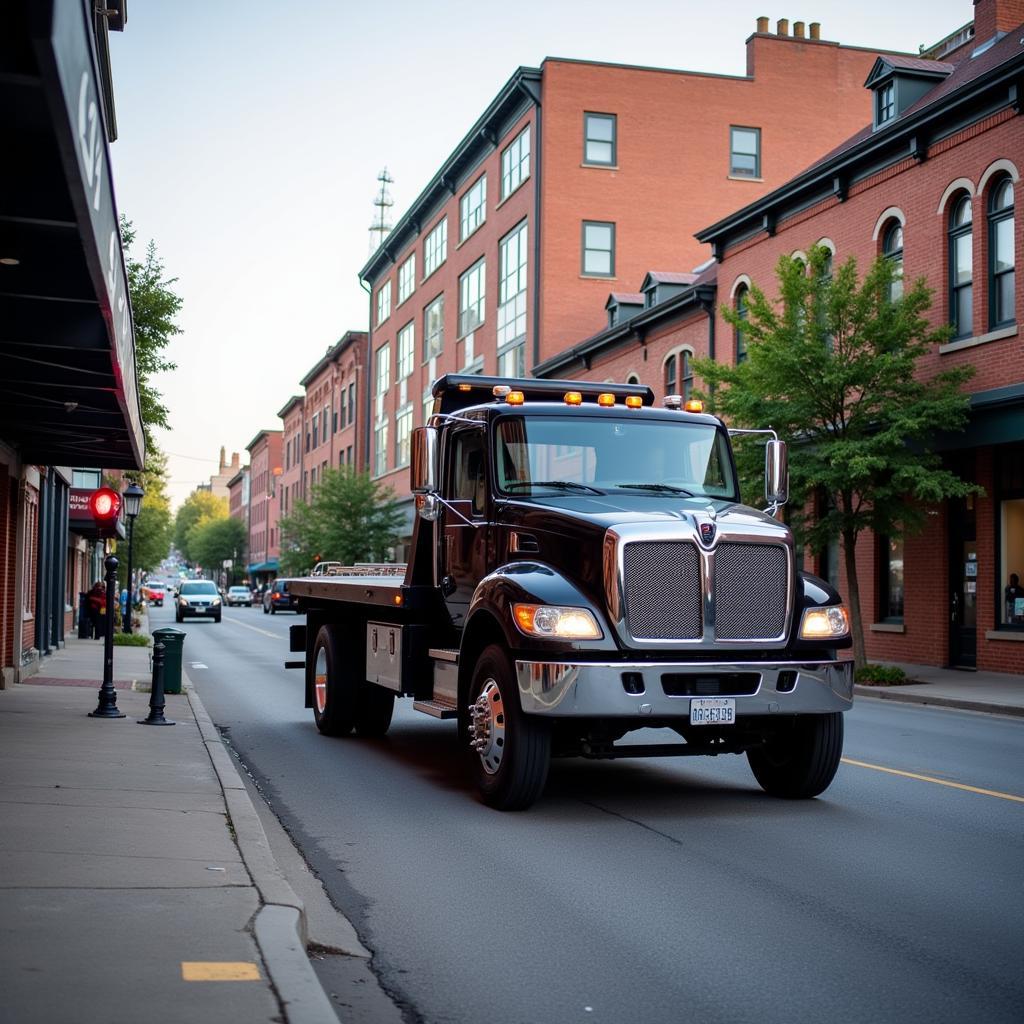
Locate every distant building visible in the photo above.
<box><xmin>207</xmin><ymin>448</ymin><xmax>242</xmax><ymax>500</ymax></box>
<box><xmin>246</xmin><ymin>431</ymin><xmax>283</xmax><ymax>585</ymax></box>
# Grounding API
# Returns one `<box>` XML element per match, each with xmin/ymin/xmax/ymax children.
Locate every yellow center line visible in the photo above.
<box><xmin>842</xmin><ymin>757</ymin><xmax>1024</xmax><ymax>804</ymax></box>
<box><xmin>221</xmin><ymin>617</ymin><xmax>281</xmax><ymax>640</ymax></box>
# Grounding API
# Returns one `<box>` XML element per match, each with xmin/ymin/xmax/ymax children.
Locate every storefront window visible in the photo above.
<box><xmin>998</xmin><ymin>446</ymin><xmax>1024</xmax><ymax>628</ymax></box>
<box><xmin>878</xmin><ymin>535</ymin><xmax>904</xmax><ymax>622</ymax></box>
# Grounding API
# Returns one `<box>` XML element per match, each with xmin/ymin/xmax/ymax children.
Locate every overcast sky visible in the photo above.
<box><xmin>108</xmin><ymin>0</ymin><xmax>969</xmax><ymax>508</ymax></box>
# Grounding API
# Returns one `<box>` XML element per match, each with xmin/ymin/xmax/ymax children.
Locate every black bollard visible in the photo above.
<box><xmin>89</xmin><ymin>554</ymin><xmax>125</xmax><ymax>719</ymax></box>
<box><xmin>139</xmin><ymin>640</ymin><xmax>175</xmax><ymax>726</ymax></box>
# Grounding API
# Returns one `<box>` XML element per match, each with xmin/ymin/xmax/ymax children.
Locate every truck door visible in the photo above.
<box><xmin>441</xmin><ymin>427</ymin><xmax>490</xmax><ymax>628</ymax></box>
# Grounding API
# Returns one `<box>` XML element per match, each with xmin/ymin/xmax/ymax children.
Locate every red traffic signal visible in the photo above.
<box><xmin>89</xmin><ymin>487</ymin><xmax>122</xmax><ymax>521</ymax></box>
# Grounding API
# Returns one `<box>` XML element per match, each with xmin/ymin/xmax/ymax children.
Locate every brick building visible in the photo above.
<box><xmin>358</xmin><ymin>18</ymin><xmax>910</xmax><ymax>526</ymax></box>
<box><xmin>540</xmin><ymin>0</ymin><xmax>1024</xmax><ymax>673</ymax></box>
<box><xmin>245</xmin><ymin>431</ymin><xmax>283</xmax><ymax>586</ymax></box>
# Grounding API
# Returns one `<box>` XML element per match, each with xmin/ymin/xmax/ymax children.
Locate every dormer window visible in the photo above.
<box><xmin>865</xmin><ymin>56</ymin><xmax>953</xmax><ymax>131</ymax></box>
<box><xmin>877</xmin><ymin>83</ymin><xmax>895</xmax><ymax>125</ymax></box>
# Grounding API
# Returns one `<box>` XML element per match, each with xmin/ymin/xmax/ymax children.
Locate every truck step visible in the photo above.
<box><xmin>428</xmin><ymin>648</ymin><xmax>459</xmax><ymax>664</ymax></box>
<box><xmin>412</xmin><ymin>697</ymin><xmax>459</xmax><ymax>719</ymax></box>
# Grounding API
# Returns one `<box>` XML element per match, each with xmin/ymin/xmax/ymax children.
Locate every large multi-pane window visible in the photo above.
<box><xmin>397</xmin><ymin>321</ymin><xmax>415</xmax><ymax>380</ymax></box>
<box><xmin>730</xmin><ymin>126</ymin><xmax>761</xmax><ymax>178</ymax></box>
<box><xmin>877</xmin><ymin>536</ymin><xmax>905</xmax><ymax>622</ymax></box>
<box><xmin>424</xmin><ymin>294</ymin><xmax>444</xmax><ymax>360</ymax></box>
<box><xmin>424</xmin><ymin>218</ymin><xmax>447</xmax><ymax>278</ymax></box>
<box><xmin>376</xmin><ymin>281</ymin><xmax>391</xmax><ymax>324</ymax></box>
<box><xmin>395</xmin><ymin>406</ymin><xmax>413</xmax><ymax>468</ymax></box>
<box><xmin>374</xmin><ymin>420</ymin><xmax>388</xmax><ymax>477</ymax></box>
<box><xmin>498</xmin><ymin>221</ymin><xmax>528</xmax><ymax>376</ymax></box>
<box><xmin>582</xmin><ymin>221</ymin><xmax>614</xmax><ymax>276</ymax></box>
<box><xmin>663</xmin><ymin>354</ymin><xmax>677</xmax><ymax>395</ymax></box>
<box><xmin>460</xmin><ymin>175</ymin><xmax>486</xmax><ymax>240</ymax></box>
<box><xmin>735</xmin><ymin>284</ymin><xmax>749</xmax><ymax>364</ymax></box>
<box><xmin>584</xmin><ymin>113</ymin><xmax>616</xmax><ymax>166</ymax></box>
<box><xmin>883</xmin><ymin>222</ymin><xmax>904</xmax><ymax>302</ymax></box>
<box><xmin>347</xmin><ymin>382</ymin><xmax>356</xmax><ymax>425</ymax></box>
<box><xmin>948</xmin><ymin>194</ymin><xmax>973</xmax><ymax>339</ymax></box>
<box><xmin>375</xmin><ymin>342</ymin><xmax>391</xmax><ymax>395</ymax></box>
<box><xmin>398</xmin><ymin>254</ymin><xmax>416</xmax><ymax>305</ymax></box>
<box><xmin>989</xmin><ymin>177</ymin><xmax>1015</xmax><ymax>328</ymax></box>
<box><xmin>501</xmin><ymin>126</ymin><xmax>530</xmax><ymax>198</ymax></box>
<box><xmin>680</xmin><ymin>351</ymin><xmax>693</xmax><ymax>400</ymax></box>
<box><xmin>459</xmin><ymin>258</ymin><xmax>486</xmax><ymax>336</ymax></box>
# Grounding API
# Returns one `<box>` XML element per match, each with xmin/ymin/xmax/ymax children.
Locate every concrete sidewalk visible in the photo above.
<box><xmin>854</xmin><ymin>661</ymin><xmax>1024</xmax><ymax>717</ymax></box>
<box><xmin>0</xmin><ymin>629</ymin><xmax>339</xmax><ymax>1024</ymax></box>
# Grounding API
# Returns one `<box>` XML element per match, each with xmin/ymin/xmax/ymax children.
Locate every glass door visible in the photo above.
<box><xmin>949</xmin><ymin>496</ymin><xmax>977</xmax><ymax>667</ymax></box>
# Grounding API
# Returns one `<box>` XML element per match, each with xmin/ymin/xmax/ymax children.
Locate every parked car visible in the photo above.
<box><xmin>140</xmin><ymin>582</ymin><xmax>165</xmax><ymax>607</ymax></box>
<box><xmin>263</xmin><ymin>579</ymin><xmax>299</xmax><ymax>614</ymax></box>
<box><xmin>226</xmin><ymin>586</ymin><xmax>253</xmax><ymax>607</ymax></box>
<box><xmin>175</xmin><ymin>580</ymin><xmax>222</xmax><ymax>623</ymax></box>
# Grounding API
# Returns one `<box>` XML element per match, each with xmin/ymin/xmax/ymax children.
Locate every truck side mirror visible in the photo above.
<box><xmin>411</xmin><ymin>426</ymin><xmax>438</xmax><ymax>494</ymax></box>
<box><xmin>764</xmin><ymin>439</ymin><xmax>788</xmax><ymax>507</ymax></box>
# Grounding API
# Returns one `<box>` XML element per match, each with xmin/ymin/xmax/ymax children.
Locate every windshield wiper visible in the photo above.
<box><xmin>505</xmin><ymin>480</ymin><xmax>605</xmax><ymax>495</ymax></box>
<box><xmin>615</xmin><ymin>482</ymin><xmax>695</xmax><ymax>496</ymax></box>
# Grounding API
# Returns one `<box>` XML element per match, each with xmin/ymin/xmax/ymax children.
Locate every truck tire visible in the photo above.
<box><xmin>311</xmin><ymin>625</ymin><xmax>357</xmax><ymax>736</ymax></box>
<box><xmin>354</xmin><ymin>683</ymin><xmax>395</xmax><ymax>738</ymax></box>
<box><xmin>747</xmin><ymin>712</ymin><xmax>844</xmax><ymax>799</ymax></box>
<box><xmin>467</xmin><ymin>644</ymin><xmax>551</xmax><ymax>811</ymax></box>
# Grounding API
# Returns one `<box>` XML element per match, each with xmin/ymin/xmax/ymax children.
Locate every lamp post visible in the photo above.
<box><xmin>122</xmin><ymin>482</ymin><xmax>144</xmax><ymax>634</ymax></box>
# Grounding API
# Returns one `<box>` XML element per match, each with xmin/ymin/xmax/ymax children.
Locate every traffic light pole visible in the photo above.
<box><xmin>89</xmin><ymin>554</ymin><xmax>125</xmax><ymax>718</ymax></box>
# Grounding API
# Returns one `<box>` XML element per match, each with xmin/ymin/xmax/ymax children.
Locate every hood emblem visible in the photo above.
<box><xmin>705</xmin><ymin>505</ymin><xmax>717</xmax><ymax>521</ymax></box>
<box><xmin>699</xmin><ymin>522</ymin><xmax>716</xmax><ymax>544</ymax></box>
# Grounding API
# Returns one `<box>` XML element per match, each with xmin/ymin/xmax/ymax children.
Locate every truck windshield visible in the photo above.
<box><xmin>495</xmin><ymin>416</ymin><xmax>737</xmax><ymax>500</ymax></box>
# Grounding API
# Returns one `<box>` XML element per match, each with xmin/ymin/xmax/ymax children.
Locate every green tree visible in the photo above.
<box><xmin>174</xmin><ymin>490</ymin><xmax>228</xmax><ymax>563</ymax></box>
<box><xmin>188</xmin><ymin>516</ymin><xmax>247</xmax><ymax>577</ymax></box>
<box><xmin>279</xmin><ymin>468</ymin><xmax>404</xmax><ymax>575</ymax></box>
<box><xmin>695</xmin><ymin>246</ymin><xmax>978</xmax><ymax>668</ymax></box>
<box><xmin>121</xmin><ymin>217</ymin><xmax>181</xmax><ymax>454</ymax></box>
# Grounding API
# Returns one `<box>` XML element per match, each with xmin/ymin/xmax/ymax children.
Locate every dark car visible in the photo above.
<box><xmin>263</xmin><ymin>578</ymin><xmax>299</xmax><ymax>614</ymax></box>
<box><xmin>175</xmin><ymin>580</ymin><xmax>222</xmax><ymax>623</ymax></box>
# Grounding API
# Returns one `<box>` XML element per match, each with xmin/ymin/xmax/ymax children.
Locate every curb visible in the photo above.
<box><xmin>181</xmin><ymin>669</ymin><xmax>339</xmax><ymax>1024</ymax></box>
<box><xmin>853</xmin><ymin>684</ymin><xmax>1024</xmax><ymax>718</ymax></box>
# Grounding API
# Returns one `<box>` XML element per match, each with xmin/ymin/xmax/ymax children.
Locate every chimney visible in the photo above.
<box><xmin>793</xmin><ymin>20</ymin><xmax>805</xmax><ymax>38</ymax></box>
<box><xmin>756</xmin><ymin>15</ymin><xmax>769</xmax><ymax>32</ymax></box>
<box><xmin>219</xmin><ymin>445</ymin><xmax>226</xmax><ymax>470</ymax></box>
<box><xmin>777</xmin><ymin>18</ymin><xmax>789</xmax><ymax>36</ymax></box>
<box><xmin>974</xmin><ymin>0</ymin><xmax>1024</xmax><ymax>41</ymax></box>
<box><xmin>809</xmin><ymin>21</ymin><xmax>821</xmax><ymax>39</ymax></box>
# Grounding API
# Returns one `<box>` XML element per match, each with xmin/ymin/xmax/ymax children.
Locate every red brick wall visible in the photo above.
<box><xmin>0</xmin><ymin>464</ymin><xmax>15</xmax><ymax>681</ymax></box>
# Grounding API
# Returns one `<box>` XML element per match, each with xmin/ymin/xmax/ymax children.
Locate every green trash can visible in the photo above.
<box><xmin>152</xmin><ymin>627</ymin><xmax>186</xmax><ymax>695</ymax></box>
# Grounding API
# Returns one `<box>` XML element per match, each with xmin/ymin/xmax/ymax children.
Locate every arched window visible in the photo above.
<box><xmin>948</xmin><ymin>194</ymin><xmax>973</xmax><ymax>339</ymax></box>
<box><xmin>817</xmin><ymin>247</ymin><xmax>835</xmax><ymax>351</ymax></box>
<box><xmin>883</xmin><ymin>222</ymin><xmax>904</xmax><ymax>302</ymax></box>
<box><xmin>989</xmin><ymin>176</ymin><xmax>1015</xmax><ymax>328</ymax></box>
<box><xmin>680</xmin><ymin>351</ymin><xmax>693</xmax><ymax>400</ymax></box>
<box><xmin>626</xmin><ymin>372</ymin><xmax>640</xmax><ymax>385</ymax></box>
<box><xmin>663</xmin><ymin>354</ymin><xmax>677</xmax><ymax>395</ymax></box>
<box><xmin>735</xmin><ymin>284</ymin><xmax>749</xmax><ymax>364</ymax></box>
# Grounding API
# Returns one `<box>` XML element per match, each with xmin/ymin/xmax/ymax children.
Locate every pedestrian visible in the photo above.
<box><xmin>1005</xmin><ymin>572</ymin><xmax>1024</xmax><ymax>624</ymax></box>
<box><xmin>87</xmin><ymin>581</ymin><xmax>106</xmax><ymax>639</ymax></box>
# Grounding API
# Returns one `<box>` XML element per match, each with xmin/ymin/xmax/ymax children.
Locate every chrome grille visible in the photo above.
<box><xmin>714</xmin><ymin>543</ymin><xmax>788</xmax><ymax>640</ymax></box>
<box><xmin>623</xmin><ymin>542</ymin><xmax>702</xmax><ymax>640</ymax></box>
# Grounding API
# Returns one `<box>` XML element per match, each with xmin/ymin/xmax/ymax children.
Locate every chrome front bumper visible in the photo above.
<box><xmin>515</xmin><ymin>659</ymin><xmax>854</xmax><ymax>717</ymax></box>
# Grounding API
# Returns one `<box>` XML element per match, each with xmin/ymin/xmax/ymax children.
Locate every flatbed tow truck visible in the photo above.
<box><xmin>287</xmin><ymin>375</ymin><xmax>853</xmax><ymax>810</ymax></box>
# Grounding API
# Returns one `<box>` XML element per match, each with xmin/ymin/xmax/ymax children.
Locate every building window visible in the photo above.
<box><xmin>424</xmin><ymin>294</ymin><xmax>444</xmax><ymax>360</ymax></box>
<box><xmin>825</xmin><ymin>537</ymin><xmax>840</xmax><ymax>592</ymax></box>
<box><xmin>582</xmin><ymin>221</ymin><xmax>615</xmax><ymax>277</ymax></box>
<box><xmin>71</xmin><ymin>469</ymin><xmax>101</xmax><ymax>488</ymax></box>
<box><xmin>397</xmin><ymin>321</ymin><xmax>415</xmax><ymax>380</ymax></box>
<box><xmin>948</xmin><ymin>194</ymin><xmax>973</xmax><ymax>339</ymax></box>
<box><xmin>459</xmin><ymin>258</ymin><xmax>486</xmax><ymax>337</ymax></box>
<box><xmin>374</xmin><ymin>420</ymin><xmax>388</xmax><ymax>477</ymax></box>
<box><xmin>460</xmin><ymin>175</ymin><xmax>486</xmax><ymax>241</ymax></box>
<box><xmin>998</xmin><ymin>445</ymin><xmax>1024</xmax><ymax>628</ymax></box>
<box><xmin>501</xmin><ymin>125</ymin><xmax>530</xmax><ymax>198</ymax></box>
<box><xmin>883</xmin><ymin>222</ymin><xmax>904</xmax><ymax>302</ymax></box>
<box><xmin>989</xmin><ymin>176</ymin><xmax>1015</xmax><ymax>328</ymax></box>
<box><xmin>398</xmin><ymin>254</ymin><xmax>416</xmax><ymax>305</ymax></box>
<box><xmin>340</xmin><ymin>388</ymin><xmax>346</xmax><ymax>428</ymax></box>
<box><xmin>730</xmin><ymin>126</ymin><xmax>761</xmax><ymax>178</ymax></box>
<box><xmin>375</xmin><ymin>342</ymin><xmax>391</xmax><ymax>395</ymax></box>
<box><xmin>376</xmin><ymin>281</ymin><xmax>391</xmax><ymax>324</ymax></box>
<box><xmin>663</xmin><ymin>354</ymin><xmax>677</xmax><ymax>395</ymax></box>
<box><xmin>735</xmin><ymin>284</ymin><xmax>749</xmax><ymax>364</ymax></box>
<box><xmin>424</xmin><ymin>218</ymin><xmax>447</xmax><ymax>279</ymax></box>
<box><xmin>876</xmin><ymin>82</ymin><xmax>895</xmax><ymax>125</ymax></box>
<box><xmin>395</xmin><ymin>406</ymin><xmax>413</xmax><ymax>468</ymax></box>
<box><xmin>583</xmin><ymin>112</ymin><xmax>616</xmax><ymax>166</ymax></box>
<box><xmin>312</xmin><ymin>412</ymin><xmax>319</xmax><ymax>449</ymax></box>
<box><xmin>680</xmin><ymin>351</ymin><xmax>693</xmax><ymax>400</ymax></box>
<box><xmin>626</xmin><ymin>373</ymin><xmax>640</xmax><ymax>385</ymax></box>
<box><xmin>498</xmin><ymin>221</ymin><xmax>527</xmax><ymax>376</ymax></box>
<box><xmin>347</xmin><ymin>382</ymin><xmax>356</xmax><ymax>425</ymax></box>
<box><xmin>877</xmin><ymin>535</ymin><xmax>904</xmax><ymax>622</ymax></box>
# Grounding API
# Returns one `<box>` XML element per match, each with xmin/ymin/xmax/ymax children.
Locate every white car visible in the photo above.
<box><xmin>226</xmin><ymin>586</ymin><xmax>253</xmax><ymax>607</ymax></box>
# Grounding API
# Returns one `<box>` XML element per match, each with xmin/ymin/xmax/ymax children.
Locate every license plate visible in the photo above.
<box><xmin>690</xmin><ymin>698</ymin><xmax>735</xmax><ymax>726</ymax></box>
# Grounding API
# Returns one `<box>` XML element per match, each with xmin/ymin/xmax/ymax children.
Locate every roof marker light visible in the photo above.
<box><xmin>625</xmin><ymin>396</ymin><xmax>643</xmax><ymax>409</ymax></box>
<box><xmin>492</xmin><ymin>385</ymin><xmax>511</xmax><ymax>401</ymax></box>
<box><xmin>663</xmin><ymin>395</ymin><xmax>682</xmax><ymax>409</ymax></box>
<box><xmin>507</xmin><ymin>390</ymin><xmax>525</xmax><ymax>405</ymax></box>
<box><xmin>564</xmin><ymin>391</ymin><xmax>583</xmax><ymax>406</ymax></box>
<box><xmin>684</xmin><ymin>399</ymin><xmax>705</xmax><ymax>413</ymax></box>
<box><xmin>597</xmin><ymin>393</ymin><xmax>615</xmax><ymax>407</ymax></box>
<box><xmin>458</xmin><ymin>383</ymin><xmax>473</xmax><ymax>392</ymax></box>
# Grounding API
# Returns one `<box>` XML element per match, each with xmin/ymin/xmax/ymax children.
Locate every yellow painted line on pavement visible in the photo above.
<box><xmin>221</xmin><ymin>617</ymin><xmax>281</xmax><ymax>640</ymax></box>
<box><xmin>842</xmin><ymin>757</ymin><xmax>1024</xmax><ymax>804</ymax></box>
<box><xmin>181</xmin><ymin>962</ymin><xmax>260</xmax><ymax>981</ymax></box>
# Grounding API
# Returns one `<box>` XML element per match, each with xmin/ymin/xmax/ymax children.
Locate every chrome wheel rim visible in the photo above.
<box><xmin>314</xmin><ymin>647</ymin><xmax>328</xmax><ymax>714</ymax></box>
<box><xmin>469</xmin><ymin>678</ymin><xmax>506</xmax><ymax>775</ymax></box>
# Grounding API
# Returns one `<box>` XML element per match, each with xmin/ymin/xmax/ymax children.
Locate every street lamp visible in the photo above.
<box><xmin>122</xmin><ymin>482</ymin><xmax>144</xmax><ymax>634</ymax></box>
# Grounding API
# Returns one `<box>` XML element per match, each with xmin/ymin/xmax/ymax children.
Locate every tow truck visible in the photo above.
<box><xmin>287</xmin><ymin>375</ymin><xmax>853</xmax><ymax>810</ymax></box>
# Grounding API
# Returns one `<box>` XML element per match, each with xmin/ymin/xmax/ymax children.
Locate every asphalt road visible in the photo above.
<box><xmin>156</xmin><ymin>602</ymin><xmax>1024</xmax><ymax>1024</ymax></box>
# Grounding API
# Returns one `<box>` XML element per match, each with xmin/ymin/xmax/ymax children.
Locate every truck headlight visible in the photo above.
<box><xmin>799</xmin><ymin>605</ymin><xmax>850</xmax><ymax>639</ymax></box>
<box><xmin>513</xmin><ymin>604</ymin><xmax>602</xmax><ymax>640</ymax></box>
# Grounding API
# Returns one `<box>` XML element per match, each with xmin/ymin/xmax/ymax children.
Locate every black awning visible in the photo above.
<box><xmin>0</xmin><ymin>0</ymin><xmax>144</xmax><ymax>469</ymax></box>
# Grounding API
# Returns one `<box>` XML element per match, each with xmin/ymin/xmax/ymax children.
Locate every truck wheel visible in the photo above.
<box><xmin>354</xmin><ymin>683</ymin><xmax>395</xmax><ymax>737</ymax></box>
<box><xmin>747</xmin><ymin>712</ymin><xmax>844</xmax><ymax>799</ymax></box>
<box><xmin>467</xmin><ymin>644</ymin><xmax>551</xmax><ymax>810</ymax></box>
<box><xmin>311</xmin><ymin>625</ymin><xmax>357</xmax><ymax>736</ymax></box>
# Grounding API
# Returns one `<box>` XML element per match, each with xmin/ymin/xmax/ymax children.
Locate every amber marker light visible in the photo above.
<box><xmin>564</xmin><ymin>391</ymin><xmax>583</xmax><ymax>406</ymax></box>
<box><xmin>506</xmin><ymin>390</ymin><xmax>525</xmax><ymax>405</ymax></box>
<box><xmin>684</xmin><ymin>399</ymin><xmax>704</xmax><ymax>413</ymax></box>
<box><xmin>458</xmin><ymin>383</ymin><xmax>473</xmax><ymax>392</ymax></box>
<box><xmin>625</xmin><ymin>396</ymin><xmax>643</xmax><ymax>409</ymax></box>
<box><xmin>597</xmin><ymin>393</ymin><xmax>615</xmax><ymax>407</ymax></box>
<box><xmin>393</xmin><ymin>593</ymin><xmax>403</xmax><ymax>607</ymax></box>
